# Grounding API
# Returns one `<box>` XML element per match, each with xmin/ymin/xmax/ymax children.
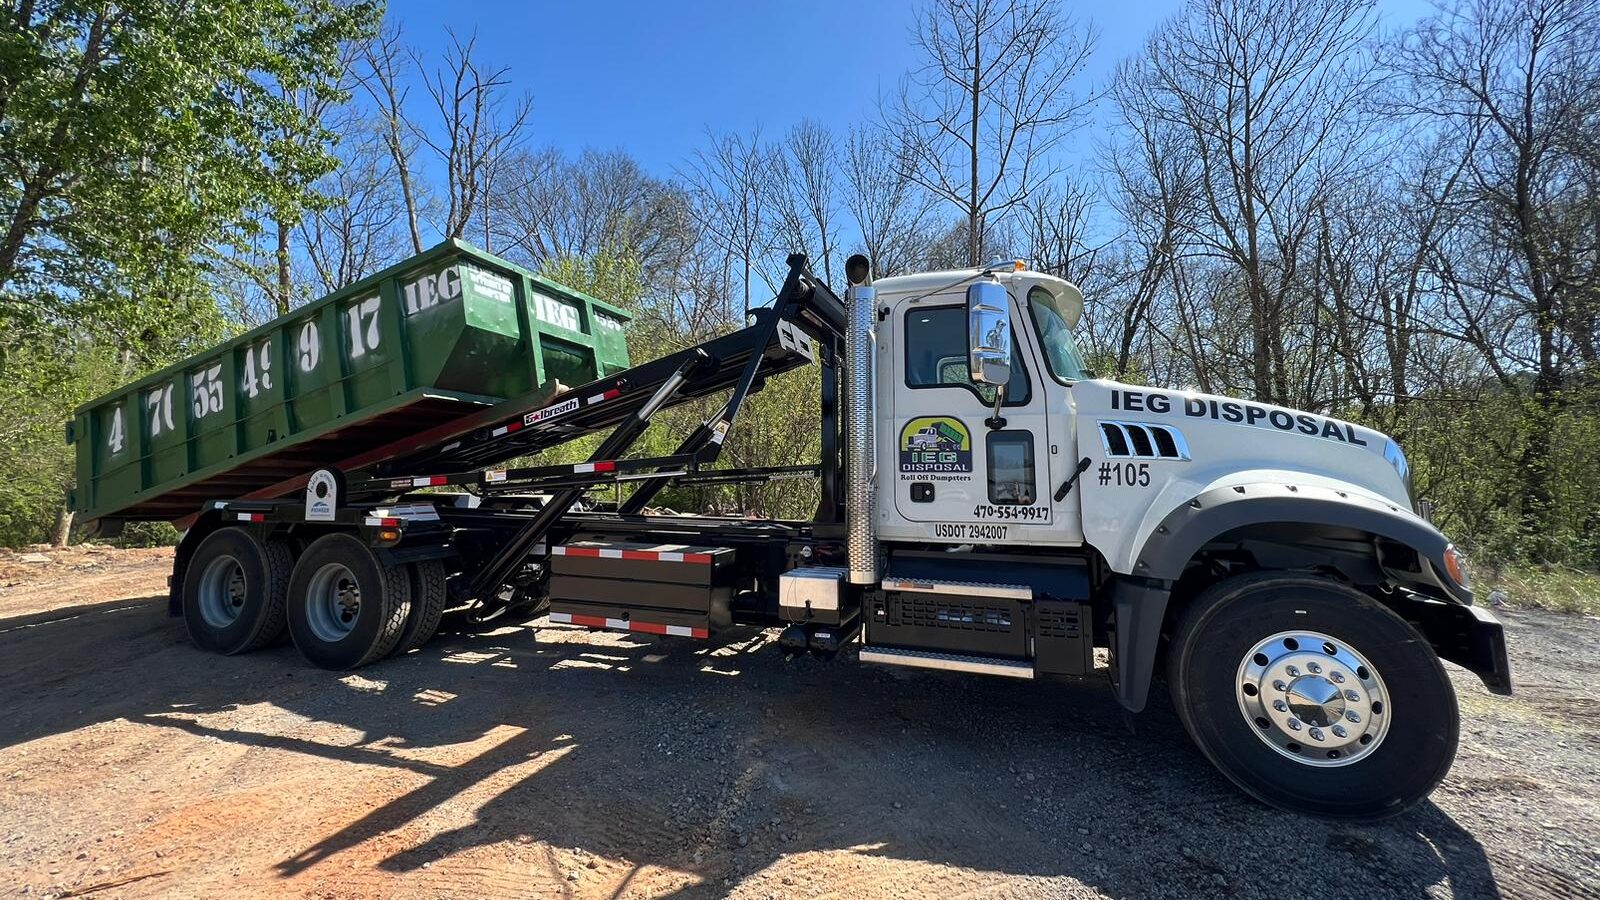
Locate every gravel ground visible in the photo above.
<box><xmin>0</xmin><ymin>547</ymin><xmax>1597</xmax><ymax>899</ymax></box>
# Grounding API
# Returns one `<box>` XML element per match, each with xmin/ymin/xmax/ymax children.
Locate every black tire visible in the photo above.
<box><xmin>1167</xmin><ymin>571</ymin><xmax>1459</xmax><ymax>820</ymax></box>
<box><xmin>389</xmin><ymin>559</ymin><xmax>449</xmax><ymax>656</ymax></box>
<box><xmin>181</xmin><ymin>527</ymin><xmax>293</xmax><ymax>655</ymax></box>
<box><xmin>286</xmin><ymin>532</ymin><xmax>412</xmax><ymax>670</ymax></box>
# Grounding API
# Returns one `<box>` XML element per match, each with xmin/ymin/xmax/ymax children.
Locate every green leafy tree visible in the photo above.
<box><xmin>0</xmin><ymin>0</ymin><xmax>374</xmax><ymax>546</ymax></box>
<box><xmin>0</xmin><ymin>0</ymin><xmax>377</xmax><ymax>345</ymax></box>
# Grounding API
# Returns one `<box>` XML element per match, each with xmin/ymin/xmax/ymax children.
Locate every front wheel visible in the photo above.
<box><xmin>1167</xmin><ymin>572</ymin><xmax>1459</xmax><ymax>819</ymax></box>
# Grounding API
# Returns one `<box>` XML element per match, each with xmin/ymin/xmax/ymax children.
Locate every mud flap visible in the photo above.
<box><xmin>1109</xmin><ymin>577</ymin><xmax>1170</xmax><ymax>712</ymax></box>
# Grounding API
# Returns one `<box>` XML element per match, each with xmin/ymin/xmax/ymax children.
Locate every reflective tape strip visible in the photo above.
<box><xmin>411</xmin><ymin>476</ymin><xmax>447</xmax><ymax>487</ymax></box>
<box><xmin>363</xmin><ymin>516</ymin><xmax>401</xmax><ymax>527</ymax></box>
<box><xmin>372</xmin><ymin>503</ymin><xmax>438</xmax><ymax>522</ymax></box>
<box><xmin>552</xmin><ymin>545</ymin><xmax>713</xmax><ymax>564</ymax></box>
<box><xmin>549</xmin><ymin>611</ymin><xmax>708</xmax><ymax>639</ymax></box>
<box><xmin>234</xmin><ymin>513</ymin><xmax>265</xmax><ymax>523</ymax></box>
<box><xmin>587</xmin><ymin>388</ymin><xmax>622</xmax><ymax>404</ymax></box>
<box><xmin>572</xmin><ymin>461</ymin><xmax>617</xmax><ymax>474</ymax></box>
<box><xmin>491</xmin><ymin>420</ymin><xmax>524</xmax><ymax>438</ymax></box>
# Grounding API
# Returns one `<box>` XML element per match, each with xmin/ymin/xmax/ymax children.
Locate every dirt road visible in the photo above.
<box><xmin>1</xmin><ymin>547</ymin><xmax>1597</xmax><ymax>899</ymax></box>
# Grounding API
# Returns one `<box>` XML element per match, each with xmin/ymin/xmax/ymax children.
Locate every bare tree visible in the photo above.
<box><xmin>358</xmin><ymin>20</ymin><xmax>426</xmax><ymax>255</ymax></box>
<box><xmin>411</xmin><ymin>30</ymin><xmax>533</xmax><ymax>244</ymax></box>
<box><xmin>681</xmin><ymin>128</ymin><xmax>776</xmax><ymax>315</ymax></box>
<box><xmin>890</xmin><ymin>0</ymin><xmax>1095</xmax><ymax>266</ymax></box>
<box><xmin>766</xmin><ymin>120</ymin><xmax>841</xmax><ymax>284</ymax></box>
<box><xmin>493</xmin><ymin>147</ymin><xmax>697</xmax><ymax>278</ymax></box>
<box><xmin>1018</xmin><ymin>177</ymin><xmax>1103</xmax><ymax>289</ymax></box>
<box><xmin>298</xmin><ymin>121</ymin><xmax>410</xmax><ymax>294</ymax></box>
<box><xmin>843</xmin><ymin>126</ymin><xmax>938</xmax><ymax>277</ymax></box>
<box><xmin>1110</xmin><ymin>0</ymin><xmax>1379</xmax><ymax>406</ymax></box>
<box><xmin>1391</xmin><ymin>0</ymin><xmax>1600</xmax><ymax>557</ymax></box>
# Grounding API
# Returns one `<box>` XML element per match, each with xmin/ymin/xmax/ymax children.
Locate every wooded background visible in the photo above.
<box><xmin>2</xmin><ymin>0</ymin><xmax>1596</xmax><ymax>577</ymax></box>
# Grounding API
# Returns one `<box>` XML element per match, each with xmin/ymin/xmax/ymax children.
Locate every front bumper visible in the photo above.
<box><xmin>1403</xmin><ymin>597</ymin><xmax>1513</xmax><ymax>695</ymax></box>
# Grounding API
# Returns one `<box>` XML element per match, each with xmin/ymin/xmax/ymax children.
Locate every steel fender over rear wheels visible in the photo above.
<box><xmin>181</xmin><ymin>527</ymin><xmax>293</xmax><ymax>655</ymax></box>
<box><xmin>287</xmin><ymin>533</ymin><xmax>412</xmax><ymax>670</ymax></box>
<box><xmin>389</xmin><ymin>559</ymin><xmax>449</xmax><ymax>657</ymax></box>
<box><xmin>1168</xmin><ymin>572</ymin><xmax>1460</xmax><ymax>819</ymax></box>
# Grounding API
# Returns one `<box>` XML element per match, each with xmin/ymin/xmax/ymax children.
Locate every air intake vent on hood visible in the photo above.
<box><xmin>1098</xmin><ymin>421</ymin><xmax>1190</xmax><ymax>460</ymax></box>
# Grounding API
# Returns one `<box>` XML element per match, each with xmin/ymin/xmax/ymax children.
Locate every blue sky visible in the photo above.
<box><xmin>386</xmin><ymin>0</ymin><xmax>1438</xmax><ymax>180</ymax></box>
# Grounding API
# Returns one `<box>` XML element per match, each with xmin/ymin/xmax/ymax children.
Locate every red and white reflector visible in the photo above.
<box><xmin>572</xmin><ymin>461</ymin><xmax>617</xmax><ymax>474</ymax></box>
<box><xmin>551</xmin><ymin>544</ymin><xmax>714</xmax><ymax>564</ymax></box>
<box><xmin>234</xmin><ymin>512</ymin><xmax>266</xmax><ymax>523</ymax></box>
<box><xmin>587</xmin><ymin>388</ymin><xmax>623</xmax><ymax>404</ymax></box>
<box><xmin>549</xmin><ymin>611</ymin><xmax>708</xmax><ymax>639</ymax></box>
<box><xmin>409</xmin><ymin>475</ymin><xmax>448</xmax><ymax>487</ymax></box>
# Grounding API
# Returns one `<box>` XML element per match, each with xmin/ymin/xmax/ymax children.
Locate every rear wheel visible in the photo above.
<box><xmin>389</xmin><ymin>559</ymin><xmax>449</xmax><ymax>656</ymax></box>
<box><xmin>181</xmin><ymin>527</ymin><xmax>292</xmax><ymax>654</ymax></box>
<box><xmin>287</xmin><ymin>533</ymin><xmax>411</xmax><ymax>670</ymax></box>
<box><xmin>1167</xmin><ymin>572</ymin><xmax>1459</xmax><ymax>819</ymax></box>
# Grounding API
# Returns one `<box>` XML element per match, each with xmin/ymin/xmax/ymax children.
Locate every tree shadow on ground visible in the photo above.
<box><xmin>1</xmin><ymin>595</ymin><xmax>1503</xmax><ymax>899</ymax></box>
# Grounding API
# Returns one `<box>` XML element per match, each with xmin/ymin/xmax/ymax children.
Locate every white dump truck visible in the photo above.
<box><xmin>77</xmin><ymin>244</ymin><xmax>1509</xmax><ymax>819</ymax></box>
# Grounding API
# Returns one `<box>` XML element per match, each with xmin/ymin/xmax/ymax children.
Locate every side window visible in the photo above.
<box><xmin>987</xmin><ymin>431</ymin><xmax>1036</xmax><ymax>505</ymax></box>
<box><xmin>903</xmin><ymin>305</ymin><xmax>1031</xmax><ymax>405</ymax></box>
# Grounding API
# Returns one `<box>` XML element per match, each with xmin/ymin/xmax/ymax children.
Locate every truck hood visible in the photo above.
<box><xmin>1073</xmin><ymin>380</ymin><xmax>1410</xmax><ymax>509</ymax></box>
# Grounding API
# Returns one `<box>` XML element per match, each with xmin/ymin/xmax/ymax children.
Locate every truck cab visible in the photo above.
<box><xmin>845</xmin><ymin>259</ymin><xmax>1510</xmax><ymax>818</ymax></box>
<box><xmin>876</xmin><ymin>266</ymin><xmax>1088</xmax><ymax>547</ymax></box>
<box><xmin>871</xmin><ymin>264</ymin><xmax>1447</xmax><ymax>592</ymax></box>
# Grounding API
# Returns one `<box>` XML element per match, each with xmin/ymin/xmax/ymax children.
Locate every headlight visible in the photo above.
<box><xmin>1383</xmin><ymin>439</ymin><xmax>1413</xmax><ymax>504</ymax></box>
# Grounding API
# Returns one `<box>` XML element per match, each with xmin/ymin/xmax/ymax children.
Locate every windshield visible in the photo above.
<box><xmin>1026</xmin><ymin>285</ymin><xmax>1088</xmax><ymax>382</ymax></box>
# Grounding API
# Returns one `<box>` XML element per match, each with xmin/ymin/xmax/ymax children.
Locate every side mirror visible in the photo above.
<box><xmin>967</xmin><ymin>280</ymin><xmax>1012</xmax><ymax>388</ymax></box>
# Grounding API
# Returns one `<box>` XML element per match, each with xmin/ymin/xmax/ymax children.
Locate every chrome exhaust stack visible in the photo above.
<box><xmin>843</xmin><ymin>254</ymin><xmax>878</xmax><ymax>585</ymax></box>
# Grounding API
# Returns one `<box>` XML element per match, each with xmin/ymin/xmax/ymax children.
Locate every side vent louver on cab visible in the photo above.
<box><xmin>1098</xmin><ymin>421</ymin><xmax>1190</xmax><ymax>460</ymax></box>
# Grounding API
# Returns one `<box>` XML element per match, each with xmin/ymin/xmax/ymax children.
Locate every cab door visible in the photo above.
<box><xmin>886</xmin><ymin>291</ymin><xmax>1067</xmax><ymax>545</ymax></box>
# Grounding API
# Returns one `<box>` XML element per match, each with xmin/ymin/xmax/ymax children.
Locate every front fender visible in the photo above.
<box><xmin>1114</xmin><ymin>482</ymin><xmax>1511</xmax><ymax>702</ymax></box>
<box><xmin>1133</xmin><ymin>481</ymin><xmax>1470</xmax><ymax>604</ymax></box>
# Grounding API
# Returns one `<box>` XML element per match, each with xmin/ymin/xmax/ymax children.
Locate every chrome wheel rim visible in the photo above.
<box><xmin>305</xmin><ymin>562</ymin><xmax>362</xmax><ymax>643</ymax></box>
<box><xmin>1236</xmin><ymin>630</ymin><xmax>1389</xmax><ymax>767</ymax></box>
<box><xmin>198</xmin><ymin>554</ymin><xmax>247</xmax><ymax>628</ymax></box>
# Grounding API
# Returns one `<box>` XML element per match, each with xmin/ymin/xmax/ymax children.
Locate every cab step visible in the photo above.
<box><xmin>878</xmin><ymin>577</ymin><xmax>1031</xmax><ymax>600</ymax></box>
<box><xmin>872</xmin><ymin>577</ymin><xmax>1032</xmax><ymax>658</ymax></box>
<box><xmin>857</xmin><ymin>645</ymin><xmax>1034</xmax><ymax>679</ymax></box>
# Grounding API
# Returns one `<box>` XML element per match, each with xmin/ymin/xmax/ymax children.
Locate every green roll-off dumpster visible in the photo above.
<box><xmin>68</xmin><ymin>240</ymin><xmax>631</xmax><ymax>525</ymax></box>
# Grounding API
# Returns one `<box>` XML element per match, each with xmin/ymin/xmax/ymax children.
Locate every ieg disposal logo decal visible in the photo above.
<box><xmin>899</xmin><ymin>417</ymin><xmax>972</xmax><ymax>474</ymax></box>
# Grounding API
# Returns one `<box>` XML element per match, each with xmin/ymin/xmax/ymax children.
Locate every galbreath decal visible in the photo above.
<box><xmin>524</xmin><ymin>397</ymin><xmax>580</xmax><ymax>426</ymax></box>
<box><xmin>899</xmin><ymin>416</ymin><xmax>972</xmax><ymax>474</ymax></box>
